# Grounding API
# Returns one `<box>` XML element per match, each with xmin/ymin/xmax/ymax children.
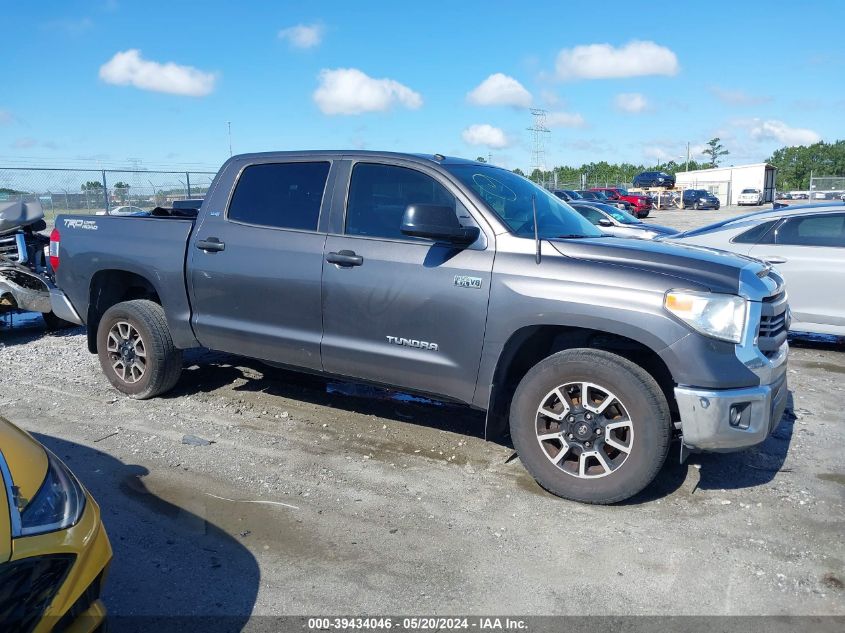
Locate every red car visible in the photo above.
<box><xmin>589</xmin><ymin>187</ymin><xmax>652</xmax><ymax>218</ymax></box>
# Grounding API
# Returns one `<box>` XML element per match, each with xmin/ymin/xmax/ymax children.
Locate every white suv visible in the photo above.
<box><xmin>738</xmin><ymin>188</ymin><xmax>764</xmax><ymax>205</ymax></box>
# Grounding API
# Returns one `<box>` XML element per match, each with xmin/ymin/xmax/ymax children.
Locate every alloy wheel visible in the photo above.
<box><xmin>106</xmin><ymin>321</ymin><xmax>147</xmax><ymax>383</ymax></box>
<box><xmin>534</xmin><ymin>381</ymin><xmax>634</xmax><ymax>479</ymax></box>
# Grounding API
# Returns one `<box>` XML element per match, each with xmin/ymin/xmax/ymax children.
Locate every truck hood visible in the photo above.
<box><xmin>549</xmin><ymin>236</ymin><xmax>762</xmax><ymax>295</ymax></box>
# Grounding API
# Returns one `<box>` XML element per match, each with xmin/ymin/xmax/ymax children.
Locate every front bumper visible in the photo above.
<box><xmin>10</xmin><ymin>492</ymin><xmax>112</xmax><ymax>633</ymax></box>
<box><xmin>675</xmin><ymin>369</ymin><xmax>788</xmax><ymax>451</ymax></box>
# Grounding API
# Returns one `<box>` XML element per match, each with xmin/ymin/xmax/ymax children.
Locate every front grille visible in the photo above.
<box><xmin>0</xmin><ymin>233</ymin><xmax>20</xmax><ymax>261</ymax></box>
<box><xmin>0</xmin><ymin>554</ymin><xmax>76</xmax><ymax>633</ymax></box>
<box><xmin>53</xmin><ymin>570</ymin><xmax>105</xmax><ymax>632</ymax></box>
<box><xmin>757</xmin><ymin>289</ymin><xmax>789</xmax><ymax>357</ymax></box>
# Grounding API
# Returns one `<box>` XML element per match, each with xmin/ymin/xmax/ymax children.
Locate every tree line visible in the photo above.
<box><xmin>512</xmin><ymin>138</ymin><xmax>843</xmax><ymax>191</ymax></box>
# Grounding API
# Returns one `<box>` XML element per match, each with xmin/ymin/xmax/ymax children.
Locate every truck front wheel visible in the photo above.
<box><xmin>96</xmin><ymin>299</ymin><xmax>182</xmax><ymax>399</ymax></box>
<box><xmin>510</xmin><ymin>349</ymin><xmax>671</xmax><ymax>504</ymax></box>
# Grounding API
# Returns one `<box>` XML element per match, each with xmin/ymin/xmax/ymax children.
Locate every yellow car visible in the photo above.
<box><xmin>0</xmin><ymin>417</ymin><xmax>112</xmax><ymax>632</ymax></box>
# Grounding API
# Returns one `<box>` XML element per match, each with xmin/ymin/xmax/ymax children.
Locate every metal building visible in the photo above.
<box><xmin>675</xmin><ymin>163</ymin><xmax>777</xmax><ymax>205</ymax></box>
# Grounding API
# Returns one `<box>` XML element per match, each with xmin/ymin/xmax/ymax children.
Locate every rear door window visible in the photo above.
<box><xmin>773</xmin><ymin>213</ymin><xmax>845</xmax><ymax>247</ymax></box>
<box><xmin>228</xmin><ymin>162</ymin><xmax>330</xmax><ymax>231</ymax></box>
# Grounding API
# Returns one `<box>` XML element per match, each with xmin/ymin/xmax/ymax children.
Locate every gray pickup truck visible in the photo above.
<box><xmin>50</xmin><ymin>151</ymin><xmax>789</xmax><ymax>503</ymax></box>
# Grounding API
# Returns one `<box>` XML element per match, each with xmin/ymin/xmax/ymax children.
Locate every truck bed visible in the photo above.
<box><xmin>54</xmin><ymin>213</ymin><xmax>198</xmax><ymax>348</ymax></box>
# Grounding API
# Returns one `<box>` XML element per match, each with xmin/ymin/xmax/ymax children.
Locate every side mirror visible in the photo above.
<box><xmin>401</xmin><ymin>204</ymin><xmax>480</xmax><ymax>245</ymax></box>
<box><xmin>598</xmin><ymin>218</ymin><xmax>614</xmax><ymax>227</ymax></box>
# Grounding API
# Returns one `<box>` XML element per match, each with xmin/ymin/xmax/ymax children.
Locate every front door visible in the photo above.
<box><xmin>188</xmin><ymin>160</ymin><xmax>333</xmax><ymax>370</ymax></box>
<box><xmin>320</xmin><ymin>161</ymin><xmax>494</xmax><ymax>403</ymax></box>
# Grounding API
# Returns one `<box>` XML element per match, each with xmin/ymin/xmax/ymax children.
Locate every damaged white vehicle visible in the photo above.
<box><xmin>0</xmin><ymin>201</ymin><xmax>72</xmax><ymax>329</ymax></box>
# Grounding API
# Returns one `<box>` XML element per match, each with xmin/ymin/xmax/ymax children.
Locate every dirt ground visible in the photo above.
<box><xmin>0</xmin><ymin>207</ymin><xmax>843</xmax><ymax>618</ymax></box>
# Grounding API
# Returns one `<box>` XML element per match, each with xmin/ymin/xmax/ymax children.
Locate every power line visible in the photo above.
<box><xmin>527</xmin><ymin>108</ymin><xmax>550</xmax><ymax>177</ymax></box>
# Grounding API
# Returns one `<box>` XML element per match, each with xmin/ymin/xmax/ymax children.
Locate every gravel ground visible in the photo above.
<box><xmin>0</xmin><ymin>206</ymin><xmax>843</xmax><ymax>618</ymax></box>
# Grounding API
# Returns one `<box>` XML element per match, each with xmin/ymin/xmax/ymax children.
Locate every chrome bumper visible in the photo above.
<box><xmin>0</xmin><ymin>266</ymin><xmax>52</xmax><ymax>313</ymax></box>
<box><xmin>675</xmin><ymin>369</ymin><xmax>788</xmax><ymax>451</ymax></box>
<box><xmin>49</xmin><ymin>287</ymin><xmax>84</xmax><ymax>325</ymax></box>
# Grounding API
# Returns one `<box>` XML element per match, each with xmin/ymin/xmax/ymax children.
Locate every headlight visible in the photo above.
<box><xmin>664</xmin><ymin>290</ymin><xmax>747</xmax><ymax>343</ymax></box>
<box><xmin>19</xmin><ymin>452</ymin><xmax>86</xmax><ymax>536</ymax></box>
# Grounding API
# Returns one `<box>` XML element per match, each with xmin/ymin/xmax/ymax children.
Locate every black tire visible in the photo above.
<box><xmin>509</xmin><ymin>348</ymin><xmax>671</xmax><ymax>504</ymax></box>
<box><xmin>96</xmin><ymin>299</ymin><xmax>182</xmax><ymax>399</ymax></box>
<box><xmin>693</xmin><ymin>202</ymin><xmax>700</xmax><ymax>210</ymax></box>
<box><xmin>42</xmin><ymin>311</ymin><xmax>74</xmax><ymax>331</ymax></box>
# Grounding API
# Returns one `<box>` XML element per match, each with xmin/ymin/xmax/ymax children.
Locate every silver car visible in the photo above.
<box><xmin>664</xmin><ymin>204</ymin><xmax>845</xmax><ymax>336</ymax></box>
<box><xmin>570</xmin><ymin>202</ymin><xmax>678</xmax><ymax>239</ymax></box>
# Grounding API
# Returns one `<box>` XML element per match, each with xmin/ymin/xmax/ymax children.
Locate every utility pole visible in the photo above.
<box><xmin>527</xmin><ymin>109</ymin><xmax>550</xmax><ymax>185</ymax></box>
<box><xmin>686</xmin><ymin>142</ymin><xmax>690</xmax><ymax>173</ymax></box>
<box><xmin>227</xmin><ymin>121</ymin><xmax>232</xmax><ymax>157</ymax></box>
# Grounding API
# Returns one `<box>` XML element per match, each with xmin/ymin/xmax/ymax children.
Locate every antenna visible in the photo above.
<box><xmin>527</xmin><ymin>108</ymin><xmax>550</xmax><ymax>181</ymax></box>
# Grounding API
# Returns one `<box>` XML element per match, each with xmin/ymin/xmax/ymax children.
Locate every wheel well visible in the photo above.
<box><xmin>86</xmin><ymin>270</ymin><xmax>161</xmax><ymax>353</ymax></box>
<box><xmin>486</xmin><ymin>325</ymin><xmax>677</xmax><ymax>440</ymax></box>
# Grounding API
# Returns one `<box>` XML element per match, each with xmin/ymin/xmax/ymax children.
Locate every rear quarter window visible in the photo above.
<box><xmin>732</xmin><ymin>220</ymin><xmax>777</xmax><ymax>244</ymax></box>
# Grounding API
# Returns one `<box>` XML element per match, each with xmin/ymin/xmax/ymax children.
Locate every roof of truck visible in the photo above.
<box><xmin>229</xmin><ymin>150</ymin><xmax>488</xmax><ymax>167</ymax></box>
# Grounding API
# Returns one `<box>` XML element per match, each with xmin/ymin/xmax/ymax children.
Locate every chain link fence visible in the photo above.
<box><xmin>0</xmin><ymin>167</ymin><xmax>216</xmax><ymax>223</ymax></box>
<box><xmin>808</xmin><ymin>175</ymin><xmax>845</xmax><ymax>201</ymax></box>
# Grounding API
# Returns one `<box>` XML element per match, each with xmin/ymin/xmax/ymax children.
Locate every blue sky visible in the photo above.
<box><xmin>1</xmin><ymin>0</ymin><xmax>843</xmax><ymax>172</ymax></box>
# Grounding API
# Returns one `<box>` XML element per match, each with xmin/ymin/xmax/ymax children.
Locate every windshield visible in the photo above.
<box><xmin>604</xmin><ymin>206</ymin><xmax>639</xmax><ymax>224</ymax></box>
<box><xmin>741</xmin><ymin>188</ymin><xmax>758</xmax><ymax>194</ymax></box>
<box><xmin>445</xmin><ymin>165</ymin><xmax>603</xmax><ymax>239</ymax></box>
<box><xmin>613</xmin><ymin>188</ymin><xmax>629</xmax><ymax>196</ymax></box>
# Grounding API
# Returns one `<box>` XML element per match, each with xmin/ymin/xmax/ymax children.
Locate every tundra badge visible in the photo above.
<box><xmin>454</xmin><ymin>275</ymin><xmax>482</xmax><ymax>289</ymax></box>
<box><xmin>386</xmin><ymin>336</ymin><xmax>439</xmax><ymax>351</ymax></box>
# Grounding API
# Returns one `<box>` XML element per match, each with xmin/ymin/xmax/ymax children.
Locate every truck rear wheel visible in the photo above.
<box><xmin>510</xmin><ymin>348</ymin><xmax>671</xmax><ymax>504</ymax></box>
<box><xmin>96</xmin><ymin>299</ymin><xmax>182</xmax><ymax>399</ymax></box>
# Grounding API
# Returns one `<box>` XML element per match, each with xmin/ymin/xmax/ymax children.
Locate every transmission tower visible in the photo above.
<box><xmin>527</xmin><ymin>108</ymin><xmax>550</xmax><ymax>177</ymax></box>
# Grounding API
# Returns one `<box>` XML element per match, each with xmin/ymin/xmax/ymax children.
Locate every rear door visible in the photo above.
<box><xmin>187</xmin><ymin>160</ymin><xmax>334</xmax><ymax>370</ymax></box>
<box><xmin>320</xmin><ymin>160</ymin><xmax>494</xmax><ymax>403</ymax></box>
<box><xmin>749</xmin><ymin>212</ymin><xmax>845</xmax><ymax>328</ymax></box>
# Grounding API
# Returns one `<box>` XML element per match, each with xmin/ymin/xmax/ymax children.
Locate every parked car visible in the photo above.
<box><xmin>570</xmin><ymin>202</ymin><xmax>679</xmax><ymax>239</ymax></box>
<box><xmin>632</xmin><ymin>171</ymin><xmax>676</xmax><ymax>189</ymax></box>
<box><xmin>95</xmin><ymin>205</ymin><xmax>148</xmax><ymax>216</ymax></box>
<box><xmin>588</xmin><ymin>187</ymin><xmax>652</xmax><ymax>218</ymax></box>
<box><xmin>552</xmin><ymin>190</ymin><xmax>582</xmax><ymax>202</ymax></box>
<box><xmin>575</xmin><ymin>189</ymin><xmax>632</xmax><ymax>212</ymax></box>
<box><xmin>738</xmin><ymin>188</ymin><xmax>764</xmax><ymax>206</ymax></box>
<box><xmin>663</xmin><ymin>204</ymin><xmax>845</xmax><ymax>336</ymax></box>
<box><xmin>50</xmin><ymin>151</ymin><xmax>788</xmax><ymax>504</ymax></box>
<box><xmin>0</xmin><ymin>416</ymin><xmax>112</xmax><ymax>631</ymax></box>
<box><xmin>681</xmin><ymin>189</ymin><xmax>720</xmax><ymax>210</ymax></box>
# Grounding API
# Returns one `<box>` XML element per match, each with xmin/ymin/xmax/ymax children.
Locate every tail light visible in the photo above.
<box><xmin>49</xmin><ymin>228</ymin><xmax>60</xmax><ymax>271</ymax></box>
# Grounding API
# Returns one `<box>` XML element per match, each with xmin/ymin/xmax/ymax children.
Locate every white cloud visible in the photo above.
<box><xmin>709</xmin><ymin>86</ymin><xmax>771</xmax><ymax>106</ymax></box>
<box><xmin>278</xmin><ymin>23</ymin><xmax>324</xmax><ymax>49</ymax></box>
<box><xmin>545</xmin><ymin>111</ymin><xmax>586</xmax><ymax>128</ymax></box>
<box><xmin>555</xmin><ymin>40</ymin><xmax>679</xmax><ymax>80</ymax></box>
<box><xmin>0</xmin><ymin>110</ymin><xmax>12</xmax><ymax>125</ymax></box>
<box><xmin>467</xmin><ymin>73</ymin><xmax>532</xmax><ymax>108</ymax></box>
<box><xmin>99</xmin><ymin>49</ymin><xmax>217</xmax><ymax>96</ymax></box>
<box><xmin>614</xmin><ymin>92</ymin><xmax>648</xmax><ymax>113</ymax></box>
<box><xmin>747</xmin><ymin>119</ymin><xmax>821</xmax><ymax>146</ymax></box>
<box><xmin>313</xmin><ymin>68</ymin><xmax>422</xmax><ymax>115</ymax></box>
<box><xmin>462</xmin><ymin>124</ymin><xmax>510</xmax><ymax>149</ymax></box>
